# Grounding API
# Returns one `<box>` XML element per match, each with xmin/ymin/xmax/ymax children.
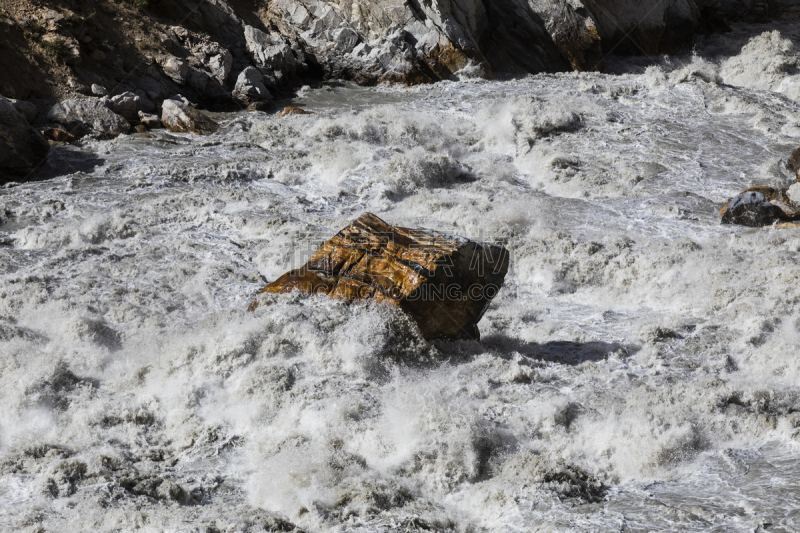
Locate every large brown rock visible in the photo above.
<box><xmin>250</xmin><ymin>213</ymin><xmax>509</xmax><ymax>340</ymax></box>
<box><xmin>161</xmin><ymin>100</ymin><xmax>219</xmax><ymax>135</ymax></box>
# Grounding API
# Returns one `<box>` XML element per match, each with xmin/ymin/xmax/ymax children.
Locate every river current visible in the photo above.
<box><xmin>1</xmin><ymin>23</ymin><xmax>800</xmax><ymax>532</ymax></box>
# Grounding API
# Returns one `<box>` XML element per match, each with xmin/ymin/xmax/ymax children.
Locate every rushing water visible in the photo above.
<box><xmin>2</xmin><ymin>23</ymin><xmax>800</xmax><ymax>532</ymax></box>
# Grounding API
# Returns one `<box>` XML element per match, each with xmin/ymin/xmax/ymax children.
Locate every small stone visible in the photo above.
<box><xmin>277</xmin><ymin>106</ymin><xmax>314</xmax><ymax>118</ymax></box>
<box><xmin>233</xmin><ymin>66</ymin><xmax>271</xmax><ymax>104</ymax></box>
<box><xmin>82</xmin><ymin>35</ymin><xmax>92</xmax><ymax>44</ymax></box>
<box><xmin>91</xmin><ymin>50</ymin><xmax>106</xmax><ymax>61</ymax></box>
<box><xmin>787</xmin><ymin>183</ymin><xmax>800</xmax><ymax>204</ymax></box>
<box><xmin>721</xmin><ymin>191</ymin><xmax>785</xmax><ymax>227</ymax></box>
<box><xmin>91</xmin><ymin>84</ymin><xmax>108</xmax><ymax>96</ymax></box>
<box><xmin>249</xmin><ymin>213</ymin><xmax>509</xmax><ymax>340</ymax></box>
<box><xmin>160</xmin><ymin>99</ymin><xmax>218</xmax><ymax>135</ymax></box>
<box><xmin>134</xmin><ymin>124</ymin><xmax>148</xmax><ymax>133</ymax></box>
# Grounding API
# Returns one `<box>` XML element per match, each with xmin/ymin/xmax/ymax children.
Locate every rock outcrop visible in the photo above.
<box><xmin>47</xmin><ymin>99</ymin><xmax>130</xmax><ymax>138</ymax></box>
<box><xmin>720</xmin><ymin>186</ymin><xmax>800</xmax><ymax>227</ymax></box>
<box><xmin>0</xmin><ymin>97</ymin><xmax>50</xmax><ymax>182</ymax></box>
<box><xmin>161</xmin><ymin>99</ymin><xmax>219</xmax><ymax>135</ymax></box>
<box><xmin>250</xmin><ymin>213</ymin><xmax>510</xmax><ymax>340</ymax></box>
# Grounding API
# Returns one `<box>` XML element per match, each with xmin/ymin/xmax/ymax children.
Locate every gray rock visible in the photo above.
<box><xmin>206</xmin><ymin>50</ymin><xmax>233</xmax><ymax>84</ymax></box>
<box><xmin>233</xmin><ymin>67</ymin><xmax>271</xmax><ymax>103</ymax></box>
<box><xmin>91</xmin><ymin>84</ymin><xmax>108</xmax><ymax>96</ymax></box>
<box><xmin>109</xmin><ymin>92</ymin><xmax>140</xmax><ymax>121</ymax></box>
<box><xmin>331</xmin><ymin>28</ymin><xmax>359</xmax><ymax>53</ymax></box>
<box><xmin>47</xmin><ymin>99</ymin><xmax>130</xmax><ymax>138</ymax></box>
<box><xmin>244</xmin><ymin>25</ymin><xmax>295</xmax><ymax>73</ymax></box>
<box><xmin>9</xmin><ymin>99</ymin><xmax>37</xmax><ymax>123</ymax></box>
<box><xmin>163</xmin><ymin>58</ymin><xmax>190</xmax><ymax>85</ymax></box>
<box><xmin>0</xmin><ymin>96</ymin><xmax>49</xmax><ymax>181</ymax></box>
<box><xmin>721</xmin><ymin>192</ymin><xmax>785</xmax><ymax>227</ymax></box>
<box><xmin>161</xmin><ymin>99</ymin><xmax>218</xmax><ymax>135</ymax></box>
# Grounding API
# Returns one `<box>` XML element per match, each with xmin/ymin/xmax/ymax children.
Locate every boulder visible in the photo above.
<box><xmin>160</xmin><ymin>99</ymin><xmax>219</xmax><ymax>135</ymax></box>
<box><xmin>109</xmin><ymin>92</ymin><xmax>140</xmax><ymax>121</ymax></box>
<box><xmin>47</xmin><ymin>99</ymin><xmax>130</xmax><ymax>138</ymax></box>
<box><xmin>720</xmin><ymin>190</ymin><xmax>787</xmax><ymax>227</ymax></box>
<box><xmin>0</xmin><ymin>96</ymin><xmax>50</xmax><ymax>181</ymax></box>
<box><xmin>233</xmin><ymin>67</ymin><xmax>271</xmax><ymax>104</ymax></box>
<box><xmin>91</xmin><ymin>84</ymin><xmax>108</xmax><ymax>96</ymax></box>
<box><xmin>9</xmin><ymin>99</ymin><xmax>37</xmax><ymax>123</ymax></box>
<box><xmin>249</xmin><ymin>213</ymin><xmax>509</xmax><ymax>340</ymax></box>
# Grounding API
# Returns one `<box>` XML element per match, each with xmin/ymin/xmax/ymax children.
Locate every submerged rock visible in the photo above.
<box><xmin>161</xmin><ymin>99</ymin><xmax>219</xmax><ymax>135</ymax></box>
<box><xmin>0</xmin><ymin>96</ymin><xmax>50</xmax><ymax>181</ymax></box>
<box><xmin>250</xmin><ymin>213</ymin><xmax>509</xmax><ymax>340</ymax></box>
<box><xmin>47</xmin><ymin>99</ymin><xmax>130</xmax><ymax>138</ymax></box>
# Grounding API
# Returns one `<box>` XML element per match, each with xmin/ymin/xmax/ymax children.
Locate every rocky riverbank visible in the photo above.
<box><xmin>0</xmin><ymin>0</ymin><xmax>797</xmax><ymax>179</ymax></box>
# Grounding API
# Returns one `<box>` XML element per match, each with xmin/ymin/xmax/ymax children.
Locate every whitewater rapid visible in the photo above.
<box><xmin>1</xmin><ymin>23</ymin><xmax>800</xmax><ymax>532</ymax></box>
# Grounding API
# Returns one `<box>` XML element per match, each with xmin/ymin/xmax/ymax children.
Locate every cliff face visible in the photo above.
<box><xmin>0</xmin><ymin>0</ymin><xmax>789</xmax><ymax>115</ymax></box>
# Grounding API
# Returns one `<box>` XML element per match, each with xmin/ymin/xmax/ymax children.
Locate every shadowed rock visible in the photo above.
<box><xmin>250</xmin><ymin>213</ymin><xmax>509</xmax><ymax>340</ymax></box>
<box><xmin>789</xmin><ymin>147</ymin><xmax>800</xmax><ymax>181</ymax></box>
<box><xmin>0</xmin><ymin>96</ymin><xmax>49</xmax><ymax>182</ymax></box>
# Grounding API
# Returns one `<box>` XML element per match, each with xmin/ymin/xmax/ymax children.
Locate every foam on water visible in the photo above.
<box><xmin>2</xmin><ymin>24</ymin><xmax>800</xmax><ymax>532</ymax></box>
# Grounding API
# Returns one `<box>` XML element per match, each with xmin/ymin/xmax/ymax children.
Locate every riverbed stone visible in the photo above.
<box><xmin>789</xmin><ymin>147</ymin><xmax>800</xmax><ymax>181</ymax></box>
<box><xmin>249</xmin><ymin>213</ymin><xmax>509</xmax><ymax>340</ymax></box>
<box><xmin>160</xmin><ymin>99</ymin><xmax>218</xmax><ymax>135</ymax></box>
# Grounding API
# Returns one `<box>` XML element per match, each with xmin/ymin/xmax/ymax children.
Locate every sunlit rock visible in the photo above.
<box><xmin>250</xmin><ymin>213</ymin><xmax>509</xmax><ymax>340</ymax></box>
<box><xmin>160</xmin><ymin>99</ymin><xmax>219</xmax><ymax>135</ymax></box>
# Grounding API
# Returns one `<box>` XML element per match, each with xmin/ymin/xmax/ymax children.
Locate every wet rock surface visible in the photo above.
<box><xmin>250</xmin><ymin>213</ymin><xmax>509</xmax><ymax>340</ymax></box>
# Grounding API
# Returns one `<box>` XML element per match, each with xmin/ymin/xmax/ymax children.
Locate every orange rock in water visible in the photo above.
<box><xmin>249</xmin><ymin>213</ymin><xmax>510</xmax><ymax>340</ymax></box>
<box><xmin>277</xmin><ymin>106</ymin><xmax>314</xmax><ymax>118</ymax></box>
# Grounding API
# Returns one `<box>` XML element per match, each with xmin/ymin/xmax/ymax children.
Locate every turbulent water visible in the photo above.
<box><xmin>2</xmin><ymin>23</ymin><xmax>800</xmax><ymax>532</ymax></box>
